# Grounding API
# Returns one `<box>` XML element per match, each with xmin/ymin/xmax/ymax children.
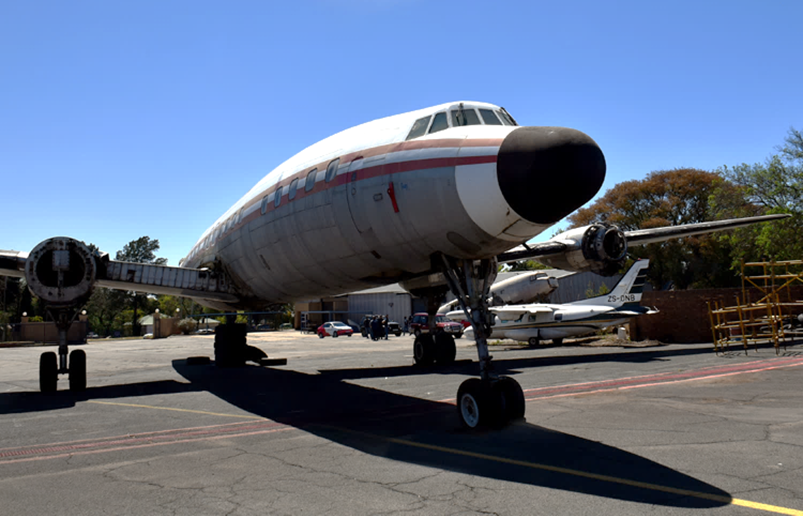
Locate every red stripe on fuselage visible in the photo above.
<box><xmin>185</xmin><ymin>145</ymin><xmax>501</xmax><ymax>265</ymax></box>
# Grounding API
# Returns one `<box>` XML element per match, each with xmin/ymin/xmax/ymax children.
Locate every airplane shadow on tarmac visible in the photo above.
<box><xmin>167</xmin><ymin>359</ymin><xmax>732</xmax><ymax>510</ymax></box>
<box><xmin>0</xmin><ymin>355</ymin><xmax>733</xmax><ymax>509</ymax></box>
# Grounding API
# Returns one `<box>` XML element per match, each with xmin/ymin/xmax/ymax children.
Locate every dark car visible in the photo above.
<box><xmin>409</xmin><ymin>312</ymin><xmax>463</xmax><ymax>338</ymax></box>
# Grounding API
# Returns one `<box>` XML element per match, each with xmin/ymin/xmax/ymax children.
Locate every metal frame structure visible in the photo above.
<box><xmin>709</xmin><ymin>259</ymin><xmax>803</xmax><ymax>354</ymax></box>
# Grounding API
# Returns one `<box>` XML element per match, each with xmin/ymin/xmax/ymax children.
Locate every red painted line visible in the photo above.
<box><xmin>0</xmin><ymin>419</ymin><xmax>263</xmax><ymax>453</ymax></box>
<box><xmin>0</xmin><ymin>426</ymin><xmax>295</xmax><ymax>465</ymax></box>
<box><xmin>0</xmin><ymin>420</ymin><xmax>288</xmax><ymax>461</ymax></box>
<box><xmin>524</xmin><ymin>357</ymin><xmax>803</xmax><ymax>401</ymax></box>
<box><xmin>434</xmin><ymin>356</ymin><xmax>803</xmax><ymax>405</ymax></box>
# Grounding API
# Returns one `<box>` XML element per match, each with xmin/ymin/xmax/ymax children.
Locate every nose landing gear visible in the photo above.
<box><xmin>38</xmin><ymin>308</ymin><xmax>87</xmax><ymax>393</ymax></box>
<box><xmin>440</xmin><ymin>255</ymin><xmax>525</xmax><ymax>429</ymax></box>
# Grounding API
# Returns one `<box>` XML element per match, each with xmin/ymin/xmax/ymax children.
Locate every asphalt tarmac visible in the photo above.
<box><xmin>0</xmin><ymin>332</ymin><xmax>802</xmax><ymax>516</ymax></box>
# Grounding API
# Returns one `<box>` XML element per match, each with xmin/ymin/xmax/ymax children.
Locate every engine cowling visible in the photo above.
<box><xmin>25</xmin><ymin>237</ymin><xmax>98</xmax><ymax>307</ymax></box>
<box><xmin>536</xmin><ymin>223</ymin><xmax>627</xmax><ymax>275</ymax></box>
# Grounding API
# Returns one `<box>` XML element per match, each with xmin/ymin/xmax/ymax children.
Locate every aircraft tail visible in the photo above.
<box><xmin>572</xmin><ymin>260</ymin><xmax>650</xmax><ymax>307</ymax></box>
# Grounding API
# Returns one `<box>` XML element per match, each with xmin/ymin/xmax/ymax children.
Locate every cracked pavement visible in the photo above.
<box><xmin>0</xmin><ymin>333</ymin><xmax>802</xmax><ymax>515</ymax></box>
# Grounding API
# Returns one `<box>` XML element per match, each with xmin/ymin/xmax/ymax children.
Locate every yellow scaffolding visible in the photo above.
<box><xmin>709</xmin><ymin>259</ymin><xmax>803</xmax><ymax>355</ymax></box>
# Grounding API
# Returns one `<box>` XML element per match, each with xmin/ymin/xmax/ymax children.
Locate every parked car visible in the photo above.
<box><xmin>408</xmin><ymin>313</ymin><xmax>463</xmax><ymax>338</ymax></box>
<box><xmin>317</xmin><ymin>321</ymin><xmax>354</xmax><ymax>338</ymax></box>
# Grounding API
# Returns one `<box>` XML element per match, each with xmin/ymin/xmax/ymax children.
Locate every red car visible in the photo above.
<box><xmin>408</xmin><ymin>312</ymin><xmax>463</xmax><ymax>338</ymax></box>
<box><xmin>317</xmin><ymin>321</ymin><xmax>354</xmax><ymax>338</ymax></box>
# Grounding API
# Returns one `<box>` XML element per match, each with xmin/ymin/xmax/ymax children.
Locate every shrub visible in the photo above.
<box><xmin>177</xmin><ymin>318</ymin><xmax>198</xmax><ymax>335</ymax></box>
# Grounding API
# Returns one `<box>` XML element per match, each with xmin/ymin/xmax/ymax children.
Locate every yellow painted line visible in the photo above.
<box><xmin>87</xmin><ymin>400</ymin><xmax>265</xmax><ymax>420</ymax></box>
<box><xmin>325</xmin><ymin>426</ymin><xmax>803</xmax><ymax>516</ymax></box>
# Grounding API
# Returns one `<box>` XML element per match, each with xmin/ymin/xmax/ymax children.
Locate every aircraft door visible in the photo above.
<box><xmin>346</xmin><ymin>157</ymin><xmax>372</xmax><ymax>233</ymax></box>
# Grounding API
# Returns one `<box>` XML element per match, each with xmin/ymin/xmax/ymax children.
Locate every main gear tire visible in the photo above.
<box><xmin>456</xmin><ymin>379</ymin><xmax>502</xmax><ymax>429</ymax></box>
<box><xmin>493</xmin><ymin>376</ymin><xmax>525</xmax><ymax>422</ymax></box>
<box><xmin>39</xmin><ymin>351</ymin><xmax>58</xmax><ymax>393</ymax></box>
<box><xmin>413</xmin><ymin>333</ymin><xmax>436</xmax><ymax>366</ymax></box>
<box><xmin>69</xmin><ymin>349</ymin><xmax>87</xmax><ymax>392</ymax></box>
<box><xmin>435</xmin><ymin>332</ymin><xmax>456</xmax><ymax>365</ymax></box>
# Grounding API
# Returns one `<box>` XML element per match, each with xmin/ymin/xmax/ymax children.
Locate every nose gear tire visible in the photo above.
<box><xmin>68</xmin><ymin>349</ymin><xmax>86</xmax><ymax>392</ymax></box>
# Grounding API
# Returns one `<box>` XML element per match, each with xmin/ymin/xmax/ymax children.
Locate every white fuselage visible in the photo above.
<box><xmin>474</xmin><ymin>304</ymin><xmax>631</xmax><ymax>342</ymax></box>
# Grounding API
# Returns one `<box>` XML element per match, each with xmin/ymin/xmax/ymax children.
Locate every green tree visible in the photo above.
<box><xmin>717</xmin><ymin>127</ymin><xmax>802</xmax><ymax>261</ymax></box>
<box><xmin>115</xmin><ymin>236</ymin><xmax>168</xmax><ymax>336</ymax></box>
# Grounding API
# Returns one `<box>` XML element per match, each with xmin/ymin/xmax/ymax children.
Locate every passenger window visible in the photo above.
<box><xmin>274</xmin><ymin>186</ymin><xmax>283</xmax><ymax>208</ymax></box>
<box><xmin>479</xmin><ymin>109</ymin><xmax>502</xmax><ymax>125</ymax></box>
<box><xmin>236</xmin><ymin>207</ymin><xmax>243</xmax><ymax>224</ymax></box>
<box><xmin>305</xmin><ymin>169</ymin><xmax>317</xmax><ymax>192</ymax></box>
<box><xmin>325</xmin><ymin>158</ymin><xmax>340</xmax><ymax>183</ymax></box>
<box><xmin>288</xmin><ymin>178</ymin><xmax>299</xmax><ymax>200</ymax></box>
<box><xmin>428</xmin><ymin>112</ymin><xmax>448</xmax><ymax>134</ymax></box>
<box><xmin>406</xmin><ymin>116</ymin><xmax>431</xmax><ymax>140</ymax></box>
<box><xmin>260</xmin><ymin>195</ymin><xmax>269</xmax><ymax>215</ymax></box>
<box><xmin>451</xmin><ymin>108</ymin><xmax>480</xmax><ymax>127</ymax></box>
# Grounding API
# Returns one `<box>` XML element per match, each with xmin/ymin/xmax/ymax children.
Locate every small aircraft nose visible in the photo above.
<box><xmin>496</xmin><ymin>127</ymin><xmax>606</xmax><ymax>224</ymax></box>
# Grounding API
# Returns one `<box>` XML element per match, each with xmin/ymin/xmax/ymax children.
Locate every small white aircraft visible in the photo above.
<box><xmin>453</xmin><ymin>260</ymin><xmax>656</xmax><ymax>346</ymax></box>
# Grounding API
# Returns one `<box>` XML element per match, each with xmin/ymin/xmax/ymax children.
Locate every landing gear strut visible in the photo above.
<box><xmin>39</xmin><ymin>308</ymin><xmax>87</xmax><ymax>393</ymax></box>
<box><xmin>440</xmin><ymin>255</ymin><xmax>525</xmax><ymax>429</ymax></box>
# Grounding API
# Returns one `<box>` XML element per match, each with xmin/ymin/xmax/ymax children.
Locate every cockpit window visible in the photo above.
<box><xmin>451</xmin><ymin>107</ymin><xmax>481</xmax><ymax>127</ymax></box>
<box><xmin>479</xmin><ymin>109</ymin><xmax>502</xmax><ymax>125</ymax></box>
<box><xmin>495</xmin><ymin>110</ymin><xmax>512</xmax><ymax>125</ymax></box>
<box><xmin>406</xmin><ymin>116</ymin><xmax>431</xmax><ymax>140</ymax></box>
<box><xmin>497</xmin><ymin>108</ymin><xmax>518</xmax><ymax>126</ymax></box>
<box><xmin>428</xmin><ymin>112</ymin><xmax>448</xmax><ymax>134</ymax></box>
<box><xmin>325</xmin><ymin>158</ymin><xmax>340</xmax><ymax>183</ymax></box>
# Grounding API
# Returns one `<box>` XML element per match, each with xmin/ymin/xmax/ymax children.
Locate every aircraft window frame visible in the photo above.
<box><xmin>325</xmin><ymin>158</ymin><xmax>340</xmax><ymax>183</ymax></box>
<box><xmin>236</xmin><ymin>207</ymin><xmax>244</xmax><ymax>224</ymax></box>
<box><xmin>304</xmin><ymin>168</ymin><xmax>317</xmax><ymax>192</ymax></box>
<box><xmin>260</xmin><ymin>195</ymin><xmax>269</xmax><ymax>215</ymax></box>
<box><xmin>450</xmin><ymin>107</ymin><xmax>481</xmax><ymax>127</ymax></box>
<box><xmin>495</xmin><ymin>110</ymin><xmax>512</xmax><ymax>126</ymax></box>
<box><xmin>497</xmin><ymin>109</ymin><xmax>518</xmax><ymax>126</ymax></box>
<box><xmin>288</xmin><ymin>178</ymin><xmax>299</xmax><ymax>201</ymax></box>
<box><xmin>405</xmin><ymin>115</ymin><xmax>432</xmax><ymax>140</ymax></box>
<box><xmin>274</xmin><ymin>185</ymin><xmax>283</xmax><ymax>208</ymax></box>
<box><xmin>479</xmin><ymin>109</ymin><xmax>502</xmax><ymax>125</ymax></box>
<box><xmin>428</xmin><ymin>112</ymin><xmax>449</xmax><ymax>134</ymax></box>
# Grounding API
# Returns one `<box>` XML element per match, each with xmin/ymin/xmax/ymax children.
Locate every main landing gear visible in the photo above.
<box><xmin>39</xmin><ymin>308</ymin><xmax>87</xmax><ymax>393</ymax></box>
<box><xmin>440</xmin><ymin>255</ymin><xmax>525</xmax><ymax>429</ymax></box>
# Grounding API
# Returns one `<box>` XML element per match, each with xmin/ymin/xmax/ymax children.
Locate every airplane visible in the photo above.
<box><xmin>453</xmin><ymin>260</ymin><xmax>657</xmax><ymax>346</ymax></box>
<box><xmin>0</xmin><ymin>100</ymin><xmax>790</xmax><ymax>430</ymax></box>
<box><xmin>437</xmin><ymin>270</ymin><xmax>560</xmax><ymax>314</ymax></box>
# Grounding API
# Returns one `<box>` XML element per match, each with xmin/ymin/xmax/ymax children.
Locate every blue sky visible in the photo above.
<box><xmin>2</xmin><ymin>0</ymin><xmax>801</xmax><ymax>266</ymax></box>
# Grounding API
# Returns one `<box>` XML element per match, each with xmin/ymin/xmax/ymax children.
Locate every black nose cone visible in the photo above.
<box><xmin>497</xmin><ymin>127</ymin><xmax>606</xmax><ymax>224</ymax></box>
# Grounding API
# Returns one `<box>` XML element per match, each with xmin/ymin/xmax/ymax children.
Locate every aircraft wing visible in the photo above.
<box><xmin>0</xmin><ymin>238</ymin><xmax>240</xmax><ymax>306</ymax></box>
<box><xmin>0</xmin><ymin>250</ymin><xmax>27</xmax><ymax>279</ymax></box>
<box><xmin>496</xmin><ymin>213</ymin><xmax>791</xmax><ymax>273</ymax></box>
<box><xmin>622</xmin><ymin>214</ymin><xmax>789</xmax><ymax>246</ymax></box>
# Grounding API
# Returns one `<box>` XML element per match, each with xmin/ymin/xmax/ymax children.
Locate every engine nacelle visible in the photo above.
<box><xmin>537</xmin><ymin>223</ymin><xmax>627</xmax><ymax>275</ymax></box>
<box><xmin>25</xmin><ymin>237</ymin><xmax>98</xmax><ymax>307</ymax></box>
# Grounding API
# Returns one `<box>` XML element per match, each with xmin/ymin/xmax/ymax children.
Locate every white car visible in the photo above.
<box><xmin>317</xmin><ymin>321</ymin><xmax>354</xmax><ymax>338</ymax></box>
